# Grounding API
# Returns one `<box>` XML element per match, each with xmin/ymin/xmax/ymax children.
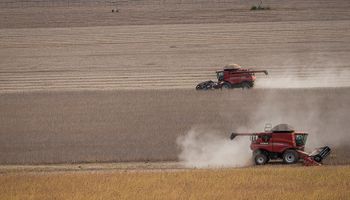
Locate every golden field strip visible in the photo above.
<box><xmin>0</xmin><ymin>166</ymin><xmax>349</xmax><ymax>200</ymax></box>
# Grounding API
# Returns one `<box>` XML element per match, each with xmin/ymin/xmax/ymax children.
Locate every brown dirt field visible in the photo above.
<box><xmin>0</xmin><ymin>0</ymin><xmax>349</xmax><ymax>166</ymax></box>
<box><xmin>1</xmin><ymin>88</ymin><xmax>349</xmax><ymax>164</ymax></box>
<box><xmin>0</xmin><ymin>1</ymin><xmax>350</xmax><ymax>91</ymax></box>
<box><xmin>1</xmin><ymin>21</ymin><xmax>349</xmax><ymax>91</ymax></box>
<box><xmin>1</xmin><ymin>0</ymin><xmax>350</xmax><ymax>28</ymax></box>
<box><xmin>0</xmin><ymin>162</ymin><xmax>185</xmax><ymax>174</ymax></box>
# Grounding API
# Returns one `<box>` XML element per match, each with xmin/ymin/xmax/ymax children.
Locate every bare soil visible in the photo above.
<box><xmin>0</xmin><ymin>0</ymin><xmax>349</xmax><ymax>165</ymax></box>
<box><xmin>0</xmin><ymin>1</ymin><xmax>350</xmax><ymax>91</ymax></box>
<box><xmin>1</xmin><ymin>89</ymin><xmax>349</xmax><ymax>164</ymax></box>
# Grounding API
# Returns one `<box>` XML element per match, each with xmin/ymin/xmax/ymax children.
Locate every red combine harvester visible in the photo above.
<box><xmin>196</xmin><ymin>64</ymin><xmax>268</xmax><ymax>90</ymax></box>
<box><xmin>230</xmin><ymin>124</ymin><xmax>331</xmax><ymax>166</ymax></box>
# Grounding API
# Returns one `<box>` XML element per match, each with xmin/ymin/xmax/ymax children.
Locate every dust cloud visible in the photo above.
<box><xmin>176</xmin><ymin>86</ymin><xmax>350</xmax><ymax>167</ymax></box>
<box><xmin>244</xmin><ymin>89</ymin><xmax>350</xmax><ymax>153</ymax></box>
<box><xmin>256</xmin><ymin>59</ymin><xmax>350</xmax><ymax>88</ymax></box>
<box><xmin>252</xmin><ymin>58</ymin><xmax>350</xmax><ymax>149</ymax></box>
<box><xmin>176</xmin><ymin>127</ymin><xmax>252</xmax><ymax>168</ymax></box>
<box><xmin>257</xmin><ymin>70</ymin><xmax>350</xmax><ymax>88</ymax></box>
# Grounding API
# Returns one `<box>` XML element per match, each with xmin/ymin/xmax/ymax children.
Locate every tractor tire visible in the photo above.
<box><xmin>241</xmin><ymin>82</ymin><xmax>251</xmax><ymax>90</ymax></box>
<box><xmin>254</xmin><ymin>153</ymin><xmax>268</xmax><ymax>165</ymax></box>
<box><xmin>222</xmin><ymin>82</ymin><xmax>231</xmax><ymax>89</ymax></box>
<box><xmin>282</xmin><ymin>150</ymin><xmax>299</xmax><ymax>164</ymax></box>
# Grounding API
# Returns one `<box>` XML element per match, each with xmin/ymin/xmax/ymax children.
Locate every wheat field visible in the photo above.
<box><xmin>0</xmin><ymin>166</ymin><xmax>349</xmax><ymax>200</ymax></box>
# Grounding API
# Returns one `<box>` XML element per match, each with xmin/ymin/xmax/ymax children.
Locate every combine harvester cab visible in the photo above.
<box><xmin>230</xmin><ymin>124</ymin><xmax>331</xmax><ymax>166</ymax></box>
<box><xmin>196</xmin><ymin>64</ymin><xmax>268</xmax><ymax>90</ymax></box>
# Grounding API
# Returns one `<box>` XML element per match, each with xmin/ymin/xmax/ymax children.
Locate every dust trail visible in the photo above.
<box><xmin>176</xmin><ymin>127</ymin><xmax>252</xmax><ymax>168</ymax></box>
<box><xmin>255</xmin><ymin>58</ymin><xmax>350</xmax><ymax>88</ymax></box>
<box><xmin>256</xmin><ymin>69</ymin><xmax>350</xmax><ymax>88</ymax></box>
<box><xmin>243</xmin><ymin>89</ymin><xmax>350</xmax><ymax>160</ymax></box>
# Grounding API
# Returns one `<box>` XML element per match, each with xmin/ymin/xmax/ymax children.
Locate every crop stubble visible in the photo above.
<box><xmin>0</xmin><ymin>89</ymin><xmax>349</xmax><ymax>164</ymax></box>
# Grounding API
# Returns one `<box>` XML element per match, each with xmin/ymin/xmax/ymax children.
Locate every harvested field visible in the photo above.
<box><xmin>0</xmin><ymin>162</ymin><xmax>184</xmax><ymax>173</ymax></box>
<box><xmin>0</xmin><ymin>166</ymin><xmax>349</xmax><ymax>200</ymax></box>
<box><xmin>1</xmin><ymin>0</ymin><xmax>350</xmax><ymax>28</ymax></box>
<box><xmin>0</xmin><ymin>1</ymin><xmax>350</xmax><ymax>92</ymax></box>
<box><xmin>1</xmin><ymin>1</ymin><xmax>350</xmax><ymax>200</ymax></box>
<box><xmin>1</xmin><ymin>21</ymin><xmax>350</xmax><ymax>91</ymax></box>
<box><xmin>1</xmin><ymin>1</ymin><xmax>350</xmax><ymax>199</ymax></box>
<box><xmin>0</xmin><ymin>0</ymin><xmax>349</xmax><ymax>166</ymax></box>
<box><xmin>1</xmin><ymin>88</ymin><xmax>349</xmax><ymax>164</ymax></box>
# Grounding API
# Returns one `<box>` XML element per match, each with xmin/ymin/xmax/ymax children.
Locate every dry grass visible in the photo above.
<box><xmin>0</xmin><ymin>166</ymin><xmax>349</xmax><ymax>200</ymax></box>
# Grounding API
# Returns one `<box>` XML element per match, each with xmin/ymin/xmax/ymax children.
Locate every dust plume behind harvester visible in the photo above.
<box><xmin>230</xmin><ymin>124</ymin><xmax>331</xmax><ymax>166</ymax></box>
<box><xmin>196</xmin><ymin>64</ymin><xmax>268</xmax><ymax>90</ymax></box>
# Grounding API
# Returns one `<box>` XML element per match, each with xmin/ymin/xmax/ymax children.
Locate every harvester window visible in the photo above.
<box><xmin>261</xmin><ymin>135</ymin><xmax>271</xmax><ymax>142</ymax></box>
<box><xmin>295</xmin><ymin>134</ymin><xmax>307</xmax><ymax>146</ymax></box>
<box><xmin>217</xmin><ymin>71</ymin><xmax>224</xmax><ymax>81</ymax></box>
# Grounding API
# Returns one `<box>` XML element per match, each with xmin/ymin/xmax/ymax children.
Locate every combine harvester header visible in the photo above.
<box><xmin>230</xmin><ymin>124</ymin><xmax>331</xmax><ymax>166</ymax></box>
